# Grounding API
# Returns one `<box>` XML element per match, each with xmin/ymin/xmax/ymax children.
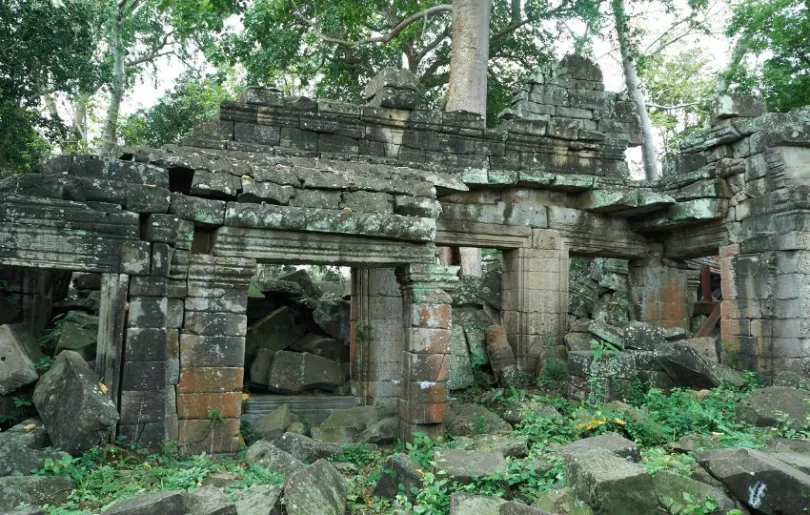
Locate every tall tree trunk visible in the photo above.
<box><xmin>446</xmin><ymin>0</ymin><xmax>491</xmax><ymax>276</ymax></box>
<box><xmin>714</xmin><ymin>36</ymin><xmax>749</xmax><ymax>99</ymax></box>
<box><xmin>101</xmin><ymin>17</ymin><xmax>125</xmax><ymax>156</ymax></box>
<box><xmin>445</xmin><ymin>0</ymin><xmax>491</xmax><ymax>117</ymax></box>
<box><xmin>612</xmin><ymin>0</ymin><xmax>659</xmax><ymax>181</ymax></box>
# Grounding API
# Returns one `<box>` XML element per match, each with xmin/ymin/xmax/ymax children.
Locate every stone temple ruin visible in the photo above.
<box><xmin>2</xmin><ymin>54</ymin><xmax>810</xmax><ymax>454</ymax></box>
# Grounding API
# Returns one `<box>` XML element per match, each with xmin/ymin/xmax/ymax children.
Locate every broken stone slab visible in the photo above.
<box><xmin>558</xmin><ymin>432</ymin><xmax>640</xmax><ymax>462</ymax></box>
<box><xmin>33</xmin><ymin>350</ymin><xmax>119</xmax><ymax>454</ymax></box>
<box><xmin>681</xmin><ymin>337</ymin><xmax>719</xmax><ymax>364</ymax></box>
<box><xmin>578</xmin><ymin>189</ymin><xmax>675</xmax><ymax>217</ymax></box>
<box><xmin>247</xmin><ymin>306</ymin><xmax>304</xmax><ymax>354</ymax></box>
<box><xmin>249</xmin><ymin>349</ymin><xmax>274</xmax><ymax>388</ymax></box>
<box><xmin>364</xmin><ymin>68</ymin><xmax>419</xmax><ymax>109</ymax></box>
<box><xmin>565</xmin><ymin>448</ymin><xmax>658</xmax><ymax>515</ymax></box>
<box><xmin>652</xmin><ymin>469</ymin><xmax>737</xmax><ymax>514</ymax></box>
<box><xmin>737</xmin><ymin>386</ymin><xmax>810</xmax><ymax>430</ymax></box>
<box><xmin>0</xmin><ymin>431</ymin><xmax>69</xmax><ymax>477</ymax></box>
<box><xmin>587</xmin><ymin>320</ymin><xmax>624</xmax><ymax>348</ymax></box>
<box><xmin>239</xmin><ymin>180</ymin><xmax>295</xmax><ymax>205</ymax></box>
<box><xmin>532</xmin><ymin>487</ymin><xmax>593</xmax><ymax>515</ymax></box>
<box><xmin>245</xmin><ymin>439</ymin><xmax>306</xmax><ymax>477</ymax></box>
<box><xmin>435</xmin><ymin>449</ymin><xmax>508</xmax><ymax>484</ymax></box>
<box><xmin>712</xmin><ymin>94</ymin><xmax>766</xmax><ymax>122</ymax></box>
<box><xmin>771</xmin><ymin>452</ymin><xmax>810</xmax><ymax>475</ymax></box>
<box><xmin>472</xmin><ymin>434</ymin><xmax>529</xmax><ymax>458</ymax></box>
<box><xmin>250</xmin><ymin>404</ymin><xmax>299</xmax><ymax>441</ymax></box>
<box><xmin>267</xmin><ymin>351</ymin><xmax>347</xmax><ymax>394</ymax></box>
<box><xmin>453</xmin><ymin>308</ymin><xmax>493</xmax><ymax>367</ymax></box>
<box><xmin>0</xmin><ymin>476</ymin><xmax>75</xmax><ymax>513</ymax></box>
<box><xmin>446</xmin><ymin>403</ymin><xmax>511</xmax><ymax>436</ymax></box>
<box><xmin>312</xmin><ymin>295</ymin><xmax>350</xmax><ymax>345</ymax></box>
<box><xmin>656</xmin><ymin>342</ymin><xmax>728</xmax><ymax>389</ymax></box>
<box><xmin>101</xmin><ymin>492</ymin><xmax>186</xmax><ymax>515</ymax></box>
<box><xmin>663</xmin><ymin>327</ymin><xmax>691</xmax><ymax>341</ymax></box>
<box><xmin>358</xmin><ymin>416</ymin><xmax>399</xmax><ymax>445</ymax></box>
<box><xmin>449</xmin><ymin>493</ymin><xmax>506</xmax><ymax>515</ymax></box>
<box><xmin>55</xmin><ymin>312</ymin><xmax>98</xmax><ymax>362</ymax></box>
<box><xmin>0</xmin><ymin>324</ymin><xmax>41</xmax><ymax>395</ymax></box>
<box><xmin>631</xmin><ymin>199</ymin><xmax>727</xmax><ymax>232</ymax></box>
<box><xmin>394</xmin><ymin>195</ymin><xmax>442</xmax><ymax>218</ymax></box>
<box><xmin>232</xmin><ymin>484</ymin><xmax>284</xmax><ymax>515</ymax></box>
<box><xmin>318</xmin><ymin>405</ymin><xmax>383</xmax><ymax>444</ymax></box>
<box><xmin>373</xmin><ymin>453</ymin><xmax>422</xmax><ymax>500</ymax></box>
<box><xmin>449</xmin><ymin>324</ymin><xmax>474</xmax><ymax>391</ymax></box>
<box><xmin>503</xmin><ymin>401</ymin><xmax>560</xmax><ymax>426</ymax></box>
<box><xmin>697</xmin><ymin>447</ymin><xmax>810</xmax><ymax>515</ymax></box>
<box><xmin>622</xmin><ymin>322</ymin><xmax>665</xmax><ymax>351</ymax></box>
<box><xmin>277</xmin><ymin>269</ymin><xmax>323</xmax><ymax>299</ymax></box>
<box><xmin>184</xmin><ymin>486</ymin><xmax>237</xmax><ymax>515</ymax></box>
<box><xmin>282</xmin><ymin>459</ymin><xmax>348</xmax><ymax>515</ymax></box>
<box><xmin>289</xmin><ymin>334</ymin><xmax>349</xmax><ymax>363</ymax></box>
<box><xmin>272</xmin><ymin>432</ymin><xmax>343</xmax><ymax>462</ymax></box>
<box><xmin>487</xmin><ymin>325</ymin><xmax>522</xmax><ymax>387</ymax></box>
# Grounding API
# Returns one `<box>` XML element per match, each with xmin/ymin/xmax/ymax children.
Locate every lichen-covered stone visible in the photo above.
<box><xmin>0</xmin><ymin>324</ymin><xmax>41</xmax><ymax>395</ymax></box>
<box><xmin>282</xmin><ymin>459</ymin><xmax>348</xmax><ymax>515</ymax></box>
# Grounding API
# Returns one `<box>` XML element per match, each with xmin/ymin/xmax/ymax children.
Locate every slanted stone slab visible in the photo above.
<box><xmin>656</xmin><ymin>342</ymin><xmax>727</xmax><ymax>389</ymax></box>
<box><xmin>244</xmin><ymin>439</ymin><xmax>306</xmax><ymax>477</ymax></box>
<box><xmin>183</xmin><ymin>485</ymin><xmax>237</xmax><ymax>515</ymax></box>
<box><xmin>0</xmin><ymin>432</ymin><xmax>69</xmax><ymax>477</ymax></box>
<box><xmin>33</xmin><ymin>350</ymin><xmax>119</xmax><ymax>454</ymax></box>
<box><xmin>435</xmin><ymin>450</ymin><xmax>508</xmax><ymax>484</ymax></box>
<box><xmin>565</xmin><ymin>449</ymin><xmax>657</xmax><ymax>515</ymax></box>
<box><xmin>738</xmin><ymin>387</ymin><xmax>810</xmax><ymax>430</ymax></box>
<box><xmin>449</xmin><ymin>493</ymin><xmax>506</xmax><ymax>515</ymax></box>
<box><xmin>0</xmin><ymin>476</ymin><xmax>75</xmax><ymax>513</ymax></box>
<box><xmin>233</xmin><ymin>484</ymin><xmax>284</xmax><ymax>515</ymax></box>
<box><xmin>623</xmin><ymin>322</ymin><xmax>665</xmax><ymax>351</ymax></box>
<box><xmin>587</xmin><ymin>320</ymin><xmax>624</xmax><ymax>347</ymax></box>
<box><xmin>472</xmin><ymin>434</ymin><xmax>529</xmax><ymax>458</ymax></box>
<box><xmin>652</xmin><ymin>470</ymin><xmax>736</xmax><ymax>514</ymax></box>
<box><xmin>289</xmin><ymin>334</ymin><xmax>348</xmax><ymax>363</ymax></box>
<box><xmin>283</xmin><ymin>459</ymin><xmax>348</xmax><ymax>515</ymax></box>
<box><xmin>578</xmin><ymin>189</ymin><xmax>675</xmax><ymax>216</ymax></box>
<box><xmin>559</xmin><ymin>433</ymin><xmax>640</xmax><ymax>462</ymax></box>
<box><xmin>273</xmin><ymin>432</ymin><xmax>342</xmax><ymax>462</ymax></box>
<box><xmin>446</xmin><ymin>403</ymin><xmax>510</xmax><ymax>436</ymax></box>
<box><xmin>267</xmin><ymin>351</ymin><xmax>346</xmax><ymax>394</ymax></box>
<box><xmin>250</xmin><ymin>404</ymin><xmax>298</xmax><ymax>440</ymax></box>
<box><xmin>449</xmin><ymin>325</ymin><xmax>474</xmax><ymax>390</ymax></box>
<box><xmin>374</xmin><ymin>453</ymin><xmax>422</xmax><ymax>500</ymax></box>
<box><xmin>0</xmin><ymin>324</ymin><xmax>41</xmax><ymax>395</ymax></box>
<box><xmin>318</xmin><ymin>406</ymin><xmax>382</xmax><ymax>444</ymax></box>
<box><xmin>697</xmin><ymin>447</ymin><xmax>810</xmax><ymax>514</ymax></box>
<box><xmin>631</xmin><ymin>199</ymin><xmax>727</xmax><ymax>232</ymax></box>
<box><xmin>247</xmin><ymin>306</ymin><xmax>304</xmax><ymax>354</ymax></box>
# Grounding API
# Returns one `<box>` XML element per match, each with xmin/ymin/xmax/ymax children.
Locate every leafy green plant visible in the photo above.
<box><xmin>331</xmin><ymin>443</ymin><xmax>382</xmax><ymax>466</ymax></box>
<box><xmin>206</xmin><ymin>410</ymin><xmax>225</xmax><ymax>429</ymax></box>
<box><xmin>590</xmin><ymin>338</ymin><xmax>621</xmax><ymax>361</ymax></box>
<box><xmin>472</xmin><ymin>415</ymin><xmax>488</xmax><ymax>436</ymax></box>
<box><xmin>404</xmin><ymin>432</ymin><xmax>441</xmax><ymax>469</ymax></box>
<box><xmin>663</xmin><ymin>492</ymin><xmax>719</xmax><ymax>515</ymax></box>
<box><xmin>720</xmin><ymin>340</ymin><xmax>741</xmax><ymax>369</ymax></box>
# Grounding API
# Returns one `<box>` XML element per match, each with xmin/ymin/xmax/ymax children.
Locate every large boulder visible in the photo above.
<box><xmin>0</xmin><ymin>476</ymin><xmax>75</xmax><ymax>513</ymax></box>
<box><xmin>652</xmin><ymin>470</ymin><xmax>737</xmax><ymax>514</ymax></box>
<box><xmin>737</xmin><ymin>386</ymin><xmax>810</xmax><ymax>429</ymax></box>
<box><xmin>244</xmin><ymin>439</ymin><xmax>306</xmax><ymax>477</ymax></box>
<box><xmin>771</xmin><ymin>452</ymin><xmax>810</xmax><ymax>474</ymax></box>
<box><xmin>697</xmin><ymin>447</ymin><xmax>810</xmax><ymax>514</ymax></box>
<box><xmin>102</xmin><ymin>489</ymin><xmax>238</xmax><ymax>515</ymax></box>
<box><xmin>183</xmin><ymin>485</ymin><xmax>237</xmax><ymax>515</ymax></box>
<box><xmin>446</xmin><ymin>403</ymin><xmax>510</xmax><ymax>436</ymax></box>
<box><xmin>533</xmin><ymin>487</ymin><xmax>593</xmax><ymax>515</ymax></box>
<box><xmin>373</xmin><ymin>453</ymin><xmax>422</xmax><ymax>500</ymax></box>
<box><xmin>33</xmin><ymin>350</ymin><xmax>119</xmax><ymax>454</ymax></box>
<box><xmin>0</xmin><ymin>324</ymin><xmax>41</xmax><ymax>395</ymax></box>
<box><xmin>277</xmin><ymin>269</ymin><xmax>322</xmax><ymax>299</ymax></box>
<box><xmin>0</xmin><ymin>431</ymin><xmax>69</xmax><ymax>477</ymax></box>
<box><xmin>232</xmin><ymin>484</ymin><xmax>284</xmax><ymax>515</ymax></box>
<box><xmin>449</xmin><ymin>493</ymin><xmax>505</xmax><ymax>515</ymax></box>
<box><xmin>282</xmin><ymin>459</ymin><xmax>348</xmax><ymax>515</ymax></box>
<box><xmin>247</xmin><ymin>307</ymin><xmax>304</xmax><ymax>354</ymax></box>
<box><xmin>250</xmin><ymin>404</ymin><xmax>299</xmax><ymax>441</ymax></box>
<box><xmin>272</xmin><ymin>432</ymin><xmax>342</xmax><ymax>462</ymax></box>
<box><xmin>267</xmin><ymin>351</ymin><xmax>346</xmax><ymax>394</ymax></box>
<box><xmin>559</xmin><ymin>433</ymin><xmax>640</xmax><ymax>462</ymax></box>
<box><xmin>434</xmin><ymin>449</ymin><xmax>508</xmax><ymax>484</ymax></box>
<box><xmin>312</xmin><ymin>295</ymin><xmax>350</xmax><ymax>345</ymax></box>
<box><xmin>565</xmin><ymin>449</ymin><xmax>658</xmax><ymax>515</ymax></box>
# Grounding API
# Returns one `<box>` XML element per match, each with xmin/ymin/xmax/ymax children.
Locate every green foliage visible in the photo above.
<box><xmin>206</xmin><ymin>409</ymin><xmax>225</xmax><ymax>429</ymax></box>
<box><xmin>727</xmin><ymin>0</ymin><xmax>810</xmax><ymax>112</ymax></box>
<box><xmin>664</xmin><ymin>492</ymin><xmax>719</xmax><ymax>515</ymax></box>
<box><xmin>640</xmin><ymin>447</ymin><xmax>696</xmax><ymax>476</ymax></box>
<box><xmin>590</xmin><ymin>338</ymin><xmax>621</xmax><ymax>361</ymax></box>
<box><xmin>331</xmin><ymin>443</ymin><xmax>382</xmax><ymax>466</ymax></box>
<box><xmin>120</xmin><ymin>70</ymin><xmax>242</xmax><ymax>147</ymax></box>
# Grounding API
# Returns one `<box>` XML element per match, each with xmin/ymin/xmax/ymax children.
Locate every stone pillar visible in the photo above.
<box><xmin>351</xmin><ymin>268</ymin><xmax>404</xmax><ymax>410</ymax></box>
<box><xmin>396</xmin><ymin>264</ymin><xmax>459</xmax><ymax>441</ymax></box>
<box><xmin>502</xmin><ymin>229</ymin><xmax>568</xmax><ymax>375</ymax></box>
<box><xmin>629</xmin><ymin>244</ymin><xmax>690</xmax><ymax>329</ymax></box>
<box><xmin>177</xmin><ymin>255</ymin><xmax>254</xmax><ymax>454</ymax></box>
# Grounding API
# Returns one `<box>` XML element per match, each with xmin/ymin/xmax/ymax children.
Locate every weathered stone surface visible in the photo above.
<box><xmin>318</xmin><ymin>405</ymin><xmax>382</xmax><ymax>444</ymax></box>
<box><xmin>652</xmin><ymin>470</ymin><xmax>736</xmax><ymax>514</ymax></box>
<box><xmin>244</xmin><ymin>439</ymin><xmax>306</xmax><ymax>477</ymax></box>
<box><xmin>697</xmin><ymin>447</ymin><xmax>810</xmax><ymax>515</ymax></box>
<box><xmin>449</xmin><ymin>324</ymin><xmax>474</xmax><ymax>390</ymax></box>
<box><xmin>313</xmin><ymin>295</ymin><xmax>350</xmax><ymax>345</ymax></box>
<box><xmin>55</xmin><ymin>312</ymin><xmax>98</xmax><ymax>361</ymax></box>
<box><xmin>656</xmin><ymin>342</ymin><xmax>726</xmax><ymax>389</ymax></box>
<box><xmin>289</xmin><ymin>334</ymin><xmax>348</xmax><ymax>363</ymax></box>
<box><xmin>283</xmin><ymin>459</ymin><xmax>348</xmax><ymax>515</ymax></box>
<box><xmin>0</xmin><ymin>431</ymin><xmax>69</xmax><ymax>477</ymax></box>
<box><xmin>184</xmin><ymin>486</ymin><xmax>237</xmax><ymax>515</ymax></box>
<box><xmin>33</xmin><ymin>350</ymin><xmax>119</xmax><ymax>454</ymax></box>
<box><xmin>267</xmin><ymin>351</ymin><xmax>347</xmax><ymax>394</ymax></box>
<box><xmin>247</xmin><ymin>307</ymin><xmax>304</xmax><ymax>354</ymax></box>
<box><xmin>565</xmin><ymin>448</ymin><xmax>657</xmax><ymax>515</ymax></box>
<box><xmin>101</xmin><ymin>492</ymin><xmax>186</xmax><ymax>515</ymax></box>
<box><xmin>364</xmin><ymin>68</ymin><xmax>419</xmax><ymax>110</ymax></box>
<box><xmin>622</xmin><ymin>322</ymin><xmax>665</xmax><ymax>351</ymax></box>
<box><xmin>559</xmin><ymin>433</ymin><xmax>640</xmax><ymax>462</ymax></box>
<box><xmin>454</xmin><ymin>309</ymin><xmax>492</xmax><ymax>367</ymax></box>
<box><xmin>503</xmin><ymin>401</ymin><xmax>560</xmax><ymax>426</ymax></box>
<box><xmin>771</xmin><ymin>452</ymin><xmax>810</xmax><ymax>474</ymax></box>
<box><xmin>232</xmin><ymin>484</ymin><xmax>284</xmax><ymax>515</ymax></box>
<box><xmin>737</xmin><ymin>387</ymin><xmax>810</xmax><ymax>430</ymax></box>
<box><xmin>499</xmin><ymin>501</ymin><xmax>556</xmax><ymax>515</ymax></box>
<box><xmin>472</xmin><ymin>434</ymin><xmax>529</xmax><ymax>458</ymax></box>
<box><xmin>435</xmin><ymin>449</ymin><xmax>508</xmax><ymax>483</ymax></box>
<box><xmin>449</xmin><ymin>493</ymin><xmax>506</xmax><ymax>515</ymax></box>
<box><xmin>712</xmin><ymin>94</ymin><xmax>766</xmax><ymax>121</ymax></box>
<box><xmin>359</xmin><ymin>416</ymin><xmax>400</xmax><ymax>445</ymax></box>
<box><xmin>0</xmin><ymin>476</ymin><xmax>75</xmax><ymax>513</ymax></box>
<box><xmin>446</xmin><ymin>403</ymin><xmax>510</xmax><ymax>436</ymax></box>
<box><xmin>487</xmin><ymin>325</ymin><xmax>522</xmax><ymax>387</ymax></box>
<box><xmin>588</xmin><ymin>320</ymin><xmax>624</xmax><ymax>348</ymax></box>
<box><xmin>250</xmin><ymin>403</ymin><xmax>298</xmax><ymax>440</ymax></box>
<box><xmin>533</xmin><ymin>487</ymin><xmax>593</xmax><ymax>515</ymax></box>
<box><xmin>373</xmin><ymin>453</ymin><xmax>422</xmax><ymax>500</ymax></box>
<box><xmin>272</xmin><ymin>432</ymin><xmax>342</xmax><ymax>462</ymax></box>
<box><xmin>0</xmin><ymin>324</ymin><xmax>41</xmax><ymax>395</ymax></box>
<box><xmin>681</xmin><ymin>337</ymin><xmax>718</xmax><ymax>364</ymax></box>
<box><xmin>249</xmin><ymin>349</ymin><xmax>274</xmax><ymax>388</ymax></box>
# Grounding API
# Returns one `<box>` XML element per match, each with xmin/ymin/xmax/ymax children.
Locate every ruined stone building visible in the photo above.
<box><xmin>2</xmin><ymin>55</ymin><xmax>809</xmax><ymax>453</ymax></box>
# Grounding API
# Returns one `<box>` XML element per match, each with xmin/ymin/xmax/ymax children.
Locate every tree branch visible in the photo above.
<box><xmin>293</xmin><ymin>4</ymin><xmax>452</xmax><ymax>47</ymax></box>
<box><xmin>415</xmin><ymin>26</ymin><xmax>450</xmax><ymax>65</ymax></box>
<box><xmin>127</xmin><ymin>50</ymin><xmax>175</xmax><ymax>67</ymax></box>
<box><xmin>647</xmin><ymin>101</ymin><xmax>701</xmax><ymax>110</ymax></box>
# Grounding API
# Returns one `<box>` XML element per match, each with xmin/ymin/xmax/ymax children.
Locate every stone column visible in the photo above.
<box><xmin>177</xmin><ymin>255</ymin><xmax>254</xmax><ymax>454</ymax></box>
<box><xmin>351</xmin><ymin>268</ymin><xmax>404</xmax><ymax>410</ymax></box>
<box><xmin>629</xmin><ymin>244</ymin><xmax>690</xmax><ymax>329</ymax></box>
<box><xmin>396</xmin><ymin>264</ymin><xmax>459</xmax><ymax>441</ymax></box>
<box><xmin>502</xmin><ymin>229</ymin><xmax>568</xmax><ymax>375</ymax></box>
